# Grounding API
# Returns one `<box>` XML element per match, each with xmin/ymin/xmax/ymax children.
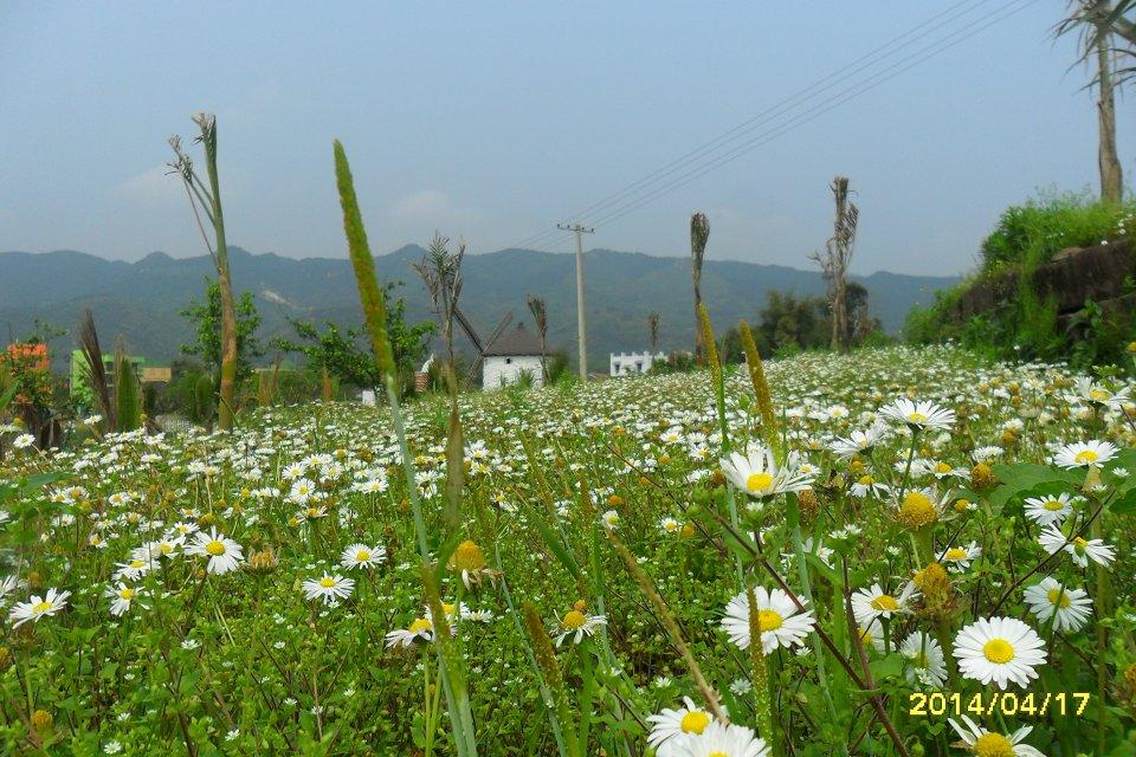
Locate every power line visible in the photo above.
<box><xmin>507</xmin><ymin>0</ymin><xmax>1000</xmax><ymax>251</ymax></box>
<box><xmin>585</xmin><ymin>0</ymin><xmax>1036</xmax><ymax>230</ymax></box>
<box><xmin>505</xmin><ymin>0</ymin><xmax>1033</xmax><ymax>250</ymax></box>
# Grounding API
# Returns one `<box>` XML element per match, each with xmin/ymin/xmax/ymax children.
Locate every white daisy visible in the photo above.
<box><xmin>881</xmin><ymin>398</ymin><xmax>955</xmax><ymax>432</ymax></box>
<box><xmin>675</xmin><ymin>720</ymin><xmax>770</xmax><ymax>757</ymax></box>
<box><xmin>938</xmin><ymin>541</ymin><xmax>982</xmax><ymax>572</ymax></box>
<box><xmin>719</xmin><ymin>444</ymin><xmax>813</xmax><ymax>499</ymax></box>
<box><xmin>1023</xmin><ymin>577</ymin><xmax>1092</xmax><ymax>633</ymax></box>
<box><xmin>339</xmin><ymin>543</ymin><xmax>386</xmax><ymax>570</ymax></box>
<box><xmin>721</xmin><ymin>586</ymin><xmax>815</xmax><ymax>654</ymax></box>
<box><xmin>185</xmin><ymin>528</ymin><xmax>245</xmax><ymax>574</ymax></box>
<box><xmin>384</xmin><ymin>617</ymin><xmax>434</xmax><ymax>648</ymax></box>
<box><xmin>1022</xmin><ymin>493</ymin><xmax>1076</xmax><ymax>526</ymax></box>
<box><xmin>852</xmin><ymin>582</ymin><xmax>919</xmax><ymax>624</ymax></box>
<box><xmin>554</xmin><ymin>607</ymin><xmax>607</xmax><ymax>646</ymax></box>
<box><xmin>850</xmin><ymin>474</ymin><xmax>890</xmax><ymax>499</ymax></box>
<box><xmin>105</xmin><ymin>583</ymin><xmax>145</xmax><ymax>617</ymax></box>
<box><xmin>947</xmin><ymin>715</ymin><xmax>1044</xmax><ymax>756</ymax></box>
<box><xmin>831</xmin><ymin>425</ymin><xmax>890</xmax><ymax>454</ymax></box>
<box><xmin>301</xmin><ymin>574</ymin><xmax>355</xmax><ymax>605</ymax></box>
<box><xmin>9</xmin><ymin>588</ymin><xmax>71</xmax><ymax>627</ymax></box>
<box><xmin>953</xmin><ymin>617</ymin><xmax>1046</xmax><ymax>690</ymax></box>
<box><xmin>647</xmin><ymin>696</ymin><xmax>717</xmax><ymax>757</ymax></box>
<box><xmin>899</xmin><ymin>631</ymin><xmax>947</xmax><ymax>688</ymax></box>
<box><xmin>1051</xmin><ymin>440</ymin><xmax>1118</xmax><ymax>469</ymax></box>
<box><xmin>1037</xmin><ymin>525</ymin><xmax>1115</xmax><ymax>568</ymax></box>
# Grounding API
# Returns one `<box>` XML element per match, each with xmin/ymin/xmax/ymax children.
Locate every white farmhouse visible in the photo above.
<box><xmin>610</xmin><ymin>351</ymin><xmax>665</xmax><ymax>376</ymax></box>
<box><xmin>482</xmin><ymin>323</ymin><xmax>545</xmax><ymax>389</ymax></box>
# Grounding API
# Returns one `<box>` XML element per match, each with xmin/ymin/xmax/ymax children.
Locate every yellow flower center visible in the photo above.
<box><xmin>319</xmin><ymin>577</ymin><xmax>336</xmax><ymax>589</ymax></box>
<box><xmin>898</xmin><ymin>491</ymin><xmax>938</xmax><ymax>529</ymax></box>
<box><xmin>1074</xmin><ymin>449</ymin><xmax>1099</xmax><ymax>465</ymax></box>
<box><xmin>1073</xmin><ymin>536</ymin><xmax>1089</xmax><ymax>553</ymax></box>
<box><xmin>129</xmin><ymin>560</ymin><xmax>144</xmax><ymax>569</ymax></box>
<box><xmin>1042</xmin><ymin>498</ymin><xmax>1064</xmax><ymax>511</ymax></box>
<box><xmin>159</xmin><ymin>543</ymin><xmax>174</xmax><ymax>555</ymax></box>
<box><xmin>745</xmin><ymin>472</ymin><xmax>774</xmax><ymax>494</ymax></box>
<box><xmin>451</xmin><ymin>540</ymin><xmax>487</xmax><ymax>572</ymax></box>
<box><xmin>982</xmin><ymin>638</ymin><xmax>1015</xmax><ymax>664</ymax></box>
<box><xmin>758</xmin><ymin>609</ymin><xmax>783</xmax><ymax>632</ymax></box>
<box><xmin>442</xmin><ymin>602</ymin><xmax>456</xmax><ymax>616</ymax></box>
<box><xmin>409</xmin><ymin>617</ymin><xmax>433</xmax><ymax>634</ymax></box>
<box><xmin>31</xmin><ymin>601</ymin><xmax>52</xmax><ymax>614</ymax></box>
<box><xmin>119</xmin><ymin>588</ymin><xmax>135</xmax><ymax>600</ymax></box>
<box><xmin>708</xmin><ymin>753</ymin><xmax>729</xmax><ymax>757</ymax></box>
<box><xmin>355</xmin><ymin>549</ymin><xmax>371</xmax><ymax>562</ymax></box>
<box><xmin>944</xmin><ymin>547</ymin><xmax>968</xmax><ymax>561</ymax></box>
<box><xmin>870</xmin><ymin>594</ymin><xmax>899</xmax><ymax>612</ymax></box>
<box><xmin>562</xmin><ymin>609</ymin><xmax>587</xmax><ymax>630</ymax></box>
<box><xmin>204</xmin><ymin>540</ymin><xmax>226</xmax><ymax>556</ymax></box>
<box><xmin>1089</xmin><ymin>388</ymin><xmax>1110</xmax><ymax>402</ymax></box>
<box><xmin>1046</xmin><ymin>588</ymin><xmax>1071</xmax><ymax>608</ymax></box>
<box><xmin>934</xmin><ymin>461</ymin><xmax>952</xmax><ymax>474</ymax></box>
<box><xmin>680</xmin><ymin>709</ymin><xmax>711</xmax><ymax>735</ymax></box>
<box><xmin>858</xmin><ymin>475</ymin><xmax>874</xmax><ymax>486</ymax></box>
<box><xmin>906</xmin><ymin>411</ymin><xmax>928</xmax><ymax>424</ymax></box>
<box><xmin>972</xmin><ymin>732</ymin><xmax>1015</xmax><ymax>757</ymax></box>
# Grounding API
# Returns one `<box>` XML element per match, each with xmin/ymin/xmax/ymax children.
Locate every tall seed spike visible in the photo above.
<box><xmin>696</xmin><ymin>304</ymin><xmax>722</xmax><ymax>388</ymax></box>
<box><xmin>738</xmin><ymin>320</ymin><xmax>781</xmax><ymax>460</ymax></box>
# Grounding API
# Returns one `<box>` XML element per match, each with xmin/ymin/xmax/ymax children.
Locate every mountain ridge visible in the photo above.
<box><xmin>0</xmin><ymin>246</ymin><xmax>959</xmax><ymax>369</ymax></box>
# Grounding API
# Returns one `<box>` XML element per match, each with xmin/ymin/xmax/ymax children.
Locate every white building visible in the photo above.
<box><xmin>482</xmin><ymin>323</ymin><xmax>545</xmax><ymax>389</ymax></box>
<box><xmin>610</xmin><ymin>351</ymin><xmax>666</xmax><ymax>376</ymax></box>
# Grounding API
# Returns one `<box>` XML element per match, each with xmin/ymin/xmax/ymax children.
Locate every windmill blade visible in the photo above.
<box><xmin>453</xmin><ymin>306</ymin><xmax>484</xmax><ymax>355</ymax></box>
<box><xmin>466</xmin><ymin>311</ymin><xmax>514</xmax><ymax>386</ymax></box>
<box><xmin>484</xmin><ymin>312</ymin><xmax>514</xmax><ymax>351</ymax></box>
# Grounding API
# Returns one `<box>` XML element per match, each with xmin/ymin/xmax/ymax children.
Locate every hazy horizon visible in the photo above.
<box><xmin>2</xmin><ymin>1</ymin><xmax>1132</xmax><ymax>276</ymax></box>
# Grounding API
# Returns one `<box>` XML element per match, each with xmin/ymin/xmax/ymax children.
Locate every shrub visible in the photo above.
<box><xmin>980</xmin><ymin>189</ymin><xmax>1134</xmax><ymax>273</ymax></box>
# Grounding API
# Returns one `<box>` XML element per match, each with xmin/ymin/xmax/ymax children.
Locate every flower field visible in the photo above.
<box><xmin>3</xmin><ymin>344</ymin><xmax>1136</xmax><ymax>755</ymax></box>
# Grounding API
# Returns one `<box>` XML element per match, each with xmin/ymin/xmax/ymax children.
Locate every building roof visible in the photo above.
<box><xmin>483</xmin><ymin>322</ymin><xmax>544</xmax><ymax>357</ymax></box>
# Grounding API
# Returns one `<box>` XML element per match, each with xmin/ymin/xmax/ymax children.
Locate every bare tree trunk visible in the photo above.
<box><xmin>690</xmin><ymin>213</ymin><xmax>710</xmax><ymax>363</ymax></box>
<box><xmin>199</xmin><ymin>117</ymin><xmax>239</xmax><ymax>430</ymax></box>
<box><xmin>1096</xmin><ymin>16</ymin><xmax>1124</xmax><ymax>203</ymax></box>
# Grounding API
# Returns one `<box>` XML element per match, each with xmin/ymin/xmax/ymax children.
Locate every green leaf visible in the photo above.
<box><xmin>1110</xmin><ymin>487</ymin><xmax>1136</xmax><ymax>515</ymax></box>
<box><xmin>868</xmin><ymin>652</ymin><xmax>906</xmax><ymax>682</ymax></box>
<box><xmin>988</xmin><ymin>463</ymin><xmax>1081</xmax><ymax>509</ymax></box>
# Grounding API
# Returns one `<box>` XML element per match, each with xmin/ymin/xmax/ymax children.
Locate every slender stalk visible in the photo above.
<box><xmin>333</xmin><ymin>139</ymin><xmax>477</xmax><ymax>756</ymax></box>
<box><xmin>606</xmin><ymin>529</ymin><xmax>726</xmax><ymax>721</ymax></box>
<box><xmin>745</xmin><ymin>585</ymin><xmax>777</xmax><ymax>751</ymax></box>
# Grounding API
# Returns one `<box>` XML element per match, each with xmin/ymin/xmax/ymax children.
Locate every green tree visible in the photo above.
<box><xmin>756</xmin><ymin>291</ymin><xmax>829</xmax><ymax>355</ymax></box>
<box><xmin>179</xmin><ymin>278</ymin><xmax>263</xmax><ymax>389</ymax></box>
<box><xmin>272</xmin><ymin>282</ymin><xmax>434</xmax><ymax>396</ymax></box>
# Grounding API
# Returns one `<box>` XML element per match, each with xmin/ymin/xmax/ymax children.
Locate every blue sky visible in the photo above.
<box><xmin>1</xmin><ymin>1</ymin><xmax>1131</xmax><ymax>275</ymax></box>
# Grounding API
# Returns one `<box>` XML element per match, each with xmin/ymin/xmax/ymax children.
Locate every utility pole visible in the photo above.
<box><xmin>558</xmin><ymin>222</ymin><xmax>594</xmax><ymax>380</ymax></box>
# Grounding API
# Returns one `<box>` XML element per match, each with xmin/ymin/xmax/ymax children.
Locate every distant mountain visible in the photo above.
<box><xmin>0</xmin><ymin>246</ymin><xmax>958</xmax><ymax>370</ymax></box>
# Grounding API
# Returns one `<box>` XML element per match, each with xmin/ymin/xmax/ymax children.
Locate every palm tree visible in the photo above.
<box><xmin>690</xmin><ymin>213</ymin><xmax>710</xmax><ymax>362</ymax></box>
<box><xmin>1058</xmin><ymin>1</ymin><xmax>1128</xmax><ymax>202</ymax></box>
<box><xmin>647</xmin><ymin>311</ymin><xmax>660</xmax><ymax>354</ymax></box>
<box><xmin>413</xmin><ymin>233</ymin><xmax>465</xmax><ymax>384</ymax></box>
<box><xmin>527</xmin><ymin>295</ymin><xmax>548</xmax><ymax>382</ymax></box>
<box><xmin>169</xmin><ymin>114</ymin><xmax>239</xmax><ymax>429</ymax></box>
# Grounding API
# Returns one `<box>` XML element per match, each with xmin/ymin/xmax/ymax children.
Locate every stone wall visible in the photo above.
<box><xmin>950</xmin><ymin>239</ymin><xmax>1134</xmax><ymax>323</ymax></box>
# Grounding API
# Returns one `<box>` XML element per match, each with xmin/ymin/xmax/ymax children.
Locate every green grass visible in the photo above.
<box><xmin>1</xmin><ymin>345</ymin><xmax>1135</xmax><ymax>754</ymax></box>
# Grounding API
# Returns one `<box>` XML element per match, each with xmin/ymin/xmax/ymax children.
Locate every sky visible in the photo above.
<box><xmin>1</xmin><ymin>1</ymin><xmax>1132</xmax><ymax>276</ymax></box>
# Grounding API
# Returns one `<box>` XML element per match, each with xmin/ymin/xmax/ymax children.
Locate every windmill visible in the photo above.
<box><xmin>453</xmin><ymin>307</ymin><xmax>513</xmax><ymax>385</ymax></box>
